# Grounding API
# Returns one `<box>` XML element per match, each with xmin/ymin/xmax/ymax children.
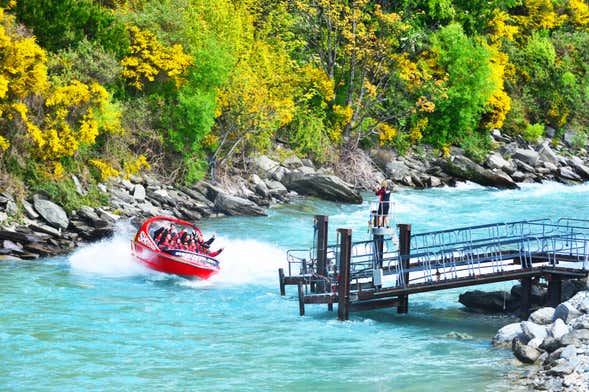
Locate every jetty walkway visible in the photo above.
<box><xmin>278</xmin><ymin>216</ymin><xmax>589</xmax><ymax>320</ymax></box>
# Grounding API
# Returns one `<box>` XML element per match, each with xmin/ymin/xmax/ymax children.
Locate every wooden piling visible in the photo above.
<box><xmin>314</xmin><ymin>215</ymin><xmax>329</xmax><ymax>293</ymax></box>
<box><xmin>548</xmin><ymin>275</ymin><xmax>562</xmax><ymax>307</ymax></box>
<box><xmin>397</xmin><ymin>224</ymin><xmax>411</xmax><ymax>314</ymax></box>
<box><xmin>298</xmin><ymin>282</ymin><xmax>305</xmax><ymax>316</ymax></box>
<box><xmin>519</xmin><ymin>277</ymin><xmax>532</xmax><ymax>317</ymax></box>
<box><xmin>337</xmin><ymin>228</ymin><xmax>352</xmax><ymax>321</ymax></box>
<box><xmin>278</xmin><ymin>268</ymin><xmax>285</xmax><ymax>296</ymax></box>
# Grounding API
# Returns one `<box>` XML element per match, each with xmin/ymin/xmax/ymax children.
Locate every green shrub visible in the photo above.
<box><xmin>523</xmin><ymin>123</ymin><xmax>544</xmax><ymax>143</ymax></box>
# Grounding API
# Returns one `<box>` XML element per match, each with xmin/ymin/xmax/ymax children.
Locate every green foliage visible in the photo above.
<box><xmin>425</xmin><ymin>23</ymin><xmax>497</xmax><ymax>146</ymax></box>
<box><xmin>522</xmin><ymin>123</ymin><xmax>544</xmax><ymax>143</ymax></box>
<box><xmin>12</xmin><ymin>0</ymin><xmax>129</xmax><ymax>56</ymax></box>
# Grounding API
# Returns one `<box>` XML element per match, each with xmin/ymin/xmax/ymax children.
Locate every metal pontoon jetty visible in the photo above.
<box><xmin>278</xmin><ymin>216</ymin><xmax>589</xmax><ymax>320</ymax></box>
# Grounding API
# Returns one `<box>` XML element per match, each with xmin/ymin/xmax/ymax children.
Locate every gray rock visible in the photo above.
<box><xmin>537</xmin><ymin>141</ymin><xmax>560</xmax><ymax>165</ymax></box>
<box><xmin>543</xmin><ymin>161</ymin><xmax>558</xmax><ymax>172</ymax></box>
<box><xmin>514</xmin><ymin>159</ymin><xmax>535</xmax><ymax>173</ymax></box>
<box><xmin>459</xmin><ymin>290</ymin><xmax>516</xmax><ymax>312</ymax></box>
<box><xmin>281</xmin><ymin>172</ymin><xmax>363</xmax><ymax>204</ymax></box>
<box><xmin>438</xmin><ymin>156</ymin><xmax>519</xmax><ymax>189</ymax></box>
<box><xmin>0</xmin><ymin>255</ymin><xmax>23</xmax><ymax>261</ymax></box>
<box><xmin>133</xmin><ymin>184</ymin><xmax>146</xmax><ymax>202</ymax></box>
<box><xmin>545</xmin><ymin>126</ymin><xmax>557</xmax><ymax>138</ymax></box>
<box><xmin>298</xmin><ymin>166</ymin><xmax>316</xmax><ymax>175</ymax></box>
<box><xmin>571</xmin><ymin>315</ymin><xmax>589</xmax><ymax>330</ymax></box>
<box><xmin>559</xmin><ymin>166</ymin><xmax>582</xmax><ymax>182</ymax></box>
<box><xmin>301</xmin><ymin>158</ymin><xmax>315</xmax><ymax>169</ymax></box>
<box><xmin>560</xmin><ymin>345</ymin><xmax>577</xmax><ymax>362</ymax></box>
<box><xmin>98</xmin><ymin>183</ymin><xmax>108</xmax><ymax>193</ymax></box>
<box><xmin>214</xmin><ymin>193</ymin><xmax>267</xmax><ymax>216</ymax></box>
<box><xmin>513</xmin><ymin>337</ymin><xmax>542</xmax><ymax>364</ymax></box>
<box><xmin>540</xmin><ymin>336</ymin><xmax>564</xmax><ymax>353</ymax></box>
<box><xmin>71</xmin><ymin>174</ymin><xmax>86</xmax><ymax>196</ymax></box>
<box><xmin>181</xmin><ymin>187</ymin><xmax>215</xmax><ymax>209</ymax></box>
<box><xmin>254</xmin><ymin>182</ymin><xmax>270</xmax><ymax>198</ymax></box>
<box><xmin>3</xmin><ymin>240</ymin><xmax>23</xmax><ymax>252</ymax></box>
<box><xmin>250</xmin><ymin>174</ymin><xmax>263</xmax><ymax>186</ymax></box>
<box><xmin>522</xmin><ymin>321</ymin><xmax>548</xmax><ymax>340</ymax></box>
<box><xmin>32</xmin><ymin>196</ymin><xmax>69</xmax><ymax>229</ymax></box>
<box><xmin>486</xmin><ymin>153</ymin><xmax>511</xmax><ymax>171</ymax></box>
<box><xmin>28</xmin><ymin>223</ymin><xmax>61</xmax><ymax>237</ymax></box>
<box><xmin>250</xmin><ymin>155</ymin><xmax>280</xmax><ymax>177</ymax></box>
<box><xmin>271</xmin><ymin>166</ymin><xmax>290</xmax><ymax>182</ymax></box>
<box><xmin>554</xmin><ymin>303</ymin><xmax>582</xmax><ymax>323</ymax></box>
<box><xmin>568</xmin><ymin>157</ymin><xmax>589</xmax><ymax>179</ymax></box>
<box><xmin>265</xmin><ymin>180</ymin><xmax>288</xmax><ymax>195</ymax></box>
<box><xmin>428</xmin><ymin>176</ymin><xmax>442</xmax><ymax>188</ymax></box>
<box><xmin>563</xmin><ymin>130</ymin><xmax>576</xmax><ymax>147</ymax></box>
<box><xmin>511</xmin><ymin>171</ymin><xmax>527</xmax><ymax>182</ymax></box>
<box><xmin>121</xmin><ymin>179</ymin><xmax>134</xmax><ymax>192</ymax></box>
<box><xmin>513</xmin><ymin>148</ymin><xmax>540</xmax><ymax>166</ymax></box>
<box><xmin>527</xmin><ymin>336</ymin><xmax>544</xmax><ymax>349</ymax></box>
<box><xmin>546</xmin><ymin>359</ymin><xmax>575</xmax><ymax>376</ymax></box>
<box><xmin>493</xmin><ymin>322</ymin><xmax>524</xmax><ymax>347</ymax></box>
<box><xmin>110</xmin><ymin>187</ymin><xmax>135</xmax><ymax>204</ymax></box>
<box><xmin>551</xmin><ymin>319</ymin><xmax>570</xmax><ymax>340</ymax></box>
<box><xmin>385</xmin><ymin>161</ymin><xmax>410</xmax><ymax>181</ymax></box>
<box><xmin>530</xmin><ymin>307</ymin><xmax>556</xmax><ymax>325</ymax></box>
<box><xmin>78</xmin><ymin>206</ymin><xmax>100</xmax><ymax>224</ymax></box>
<box><xmin>0</xmin><ymin>230</ymin><xmax>42</xmax><ymax>244</ymax></box>
<box><xmin>96</xmin><ymin>208</ymin><xmax>120</xmax><ymax>224</ymax></box>
<box><xmin>282</xmin><ymin>155</ymin><xmax>303</xmax><ymax>169</ymax></box>
<box><xmin>5</xmin><ymin>200</ymin><xmax>17</xmax><ymax>215</ymax></box>
<box><xmin>21</xmin><ymin>200</ymin><xmax>39</xmax><ymax>219</ymax></box>
<box><xmin>150</xmin><ymin>189</ymin><xmax>174</xmax><ymax>205</ymax></box>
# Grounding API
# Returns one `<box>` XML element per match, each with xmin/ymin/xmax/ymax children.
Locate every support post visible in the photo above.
<box><xmin>298</xmin><ymin>282</ymin><xmax>305</xmax><ymax>316</ymax></box>
<box><xmin>373</xmin><ymin>234</ymin><xmax>384</xmax><ymax>288</ymax></box>
<box><xmin>337</xmin><ymin>228</ymin><xmax>352</xmax><ymax>321</ymax></box>
<box><xmin>548</xmin><ymin>275</ymin><xmax>562</xmax><ymax>307</ymax></box>
<box><xmin>519</xmin><ymin>277</ymin><xmax>532</xmax><ymax>318</ymax></box>
<box><xmin>278</xmin><ymin>268</ymin><xmax>285</xmax><ymax>296</ymax></box>
<box><xmin>314</xmin><ymin>215</ymin><xmax>329</xmax><ymax>293</ymax></box>
<box><xmin>397</xmin><ymin>224</ymin><xmax>411</xmax><ymax>314</ymax></box>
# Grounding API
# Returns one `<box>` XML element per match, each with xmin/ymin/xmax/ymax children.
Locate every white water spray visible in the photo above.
<box><xmin>68</xmin><ymin>221</ymin><xmax>287</xmax><ymax>287</ymax></box>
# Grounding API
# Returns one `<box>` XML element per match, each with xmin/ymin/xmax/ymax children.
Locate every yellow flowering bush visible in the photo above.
<box><xmin>121</xmin><ymin>26</ymin><xmax>193</xmax><ymax>91</ymax></box>
<box><xmin>89</xmin><ymin>159</ymin><xmax>120</xmax><ymax>181</ymax></box>
<box><xmin>377</xmin><ymin>123</ymin><xmax>397</xmax><ymax>146</ymax></box>
<box><xmin>123</xmin><ymin>154</ymin><xmax>151</xmax><ymax>178</ymax></box>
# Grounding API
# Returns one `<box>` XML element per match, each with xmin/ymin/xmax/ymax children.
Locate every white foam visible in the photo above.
<box><xmin>68</xmin><ymin>222</ymin><xmax>286</xmax><ymax>286</ymax></box>
<box><xmin>68</xmin><ymin>221</ymin><xmax>150</xmax><ymax>277</ymax></box>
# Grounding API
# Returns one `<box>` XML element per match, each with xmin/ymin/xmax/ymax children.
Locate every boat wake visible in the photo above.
<box><xmin>68</xmin><ymin>220</ymin><xmax>286</xmax><ymax>287</ymax></box>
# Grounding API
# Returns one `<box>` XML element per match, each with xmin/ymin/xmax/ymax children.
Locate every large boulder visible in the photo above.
<box><xmin>513</xmin><ymin>337</ymin><xmax>542</xmax><ymax>364</ymax></box>
<box><xmin>529</xmin><ymin>307</ymin><xmax>556</xmax><ymax>325</ymax></box>
<box><xmin>492</xmin><ymin>322</ymin><xmax>524</xmax><ymax>347</ymax></box>
<box><xmin>458</xmin><ymin>290</ymin><xmax>516</xmax><ymax>312</ymax></box>
<box><xmin>438</xmin><ymin>156</ymin><xmax>519</xmax><ymax>189</ymax></box>
<box><xmin>513</xmin><ymin>148</ymin><xmax>540</xmax><ymax>166</ymax></box>
<box><xmin>281</xmin><ymin>172</ymin><xmax>363</xmax><ymax>204</ymax></box>
<box><xmin>32</xmin><ymin>195</ymin><xmax>69</xmax><ymax>229</ymax></box>
<box><xmin>249</xmin><ymin>155</ymin><xmax>280</xmax><ymax>178</ymax></box>
<box><xmin>214</xmin><ymin>193</ymin><xmax>267</xmax><ymax>216</ymax></box>
<box><xmin>536</xmin><ymin>141</ymin><xmax>560</xmax><ymax>166</ymax></box>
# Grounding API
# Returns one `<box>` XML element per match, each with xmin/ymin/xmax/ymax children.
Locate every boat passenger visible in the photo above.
<box><xmin>206</xmin><ymin>247</ymin><xmax>224</xmax><ymax>257</ymax></box>
<box><xmin>155</xmin><ymin>223</ymin><xmax>174</xmax><ymax>244</ymax></box>
<box><xmin>374</xmin><ymin>180</ymin><xmax>392</xmax><ymax>228</ymax></box>
<box><xmin>159</xmin><ymin>233</ymin><xmax>174</xmax><ymax>250</ymax></box>
<box><xmin>187</xmin><ymin>239</ymin><xmax>197</xmax><ymax>253</ymax></box>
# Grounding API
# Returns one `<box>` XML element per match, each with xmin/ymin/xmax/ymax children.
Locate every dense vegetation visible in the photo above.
<box><xmin>0</xmin><ymin>0</ymin><xmax>588</xmax><ymax>206</ymax></box>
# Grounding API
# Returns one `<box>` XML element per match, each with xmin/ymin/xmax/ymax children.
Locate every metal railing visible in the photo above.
<box><xmin>285</xmin><ymin>218</ymin><xmax>589</xmax><ymax>295</ymax></box>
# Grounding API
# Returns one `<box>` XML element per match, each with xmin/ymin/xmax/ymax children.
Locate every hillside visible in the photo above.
<box><xmin>0</xmin><ymin>0</ymin><xmax>588</xmax><ymax>210</ymax></box>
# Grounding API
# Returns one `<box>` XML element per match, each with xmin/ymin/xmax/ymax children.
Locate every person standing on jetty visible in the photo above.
<box><xmin>374</xmin><ymin>180</ymin><xmax>392</xmax><ymax>228</ymax></box>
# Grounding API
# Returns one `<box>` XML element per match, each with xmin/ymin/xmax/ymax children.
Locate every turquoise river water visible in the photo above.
<box><xmin>1</xmin><ymin>181</ymin><xmax>588</xmax><ymax>391</ymax></box>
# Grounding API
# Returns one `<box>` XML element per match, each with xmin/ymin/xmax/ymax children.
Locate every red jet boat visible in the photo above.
<box><xmin>131</xmin><ymin>216</ymin><xmax>220</xmax><ymax>279</ymax></box>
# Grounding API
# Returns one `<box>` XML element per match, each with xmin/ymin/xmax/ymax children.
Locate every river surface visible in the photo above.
<box><xmin>1</xmin><ymin>181</ymin><xmax>588</xmax><ymax>391</ymax></box>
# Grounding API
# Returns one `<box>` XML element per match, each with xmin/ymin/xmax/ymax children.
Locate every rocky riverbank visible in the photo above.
<box><xmin>1</xmin><ymin>128</ymin><xmax>588</xmax><ymax>261</ymax></box>
<box><xmin>493</xmin><ymin>289</ymin><xmax>589</xmax><ymax>391</ymax></box>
